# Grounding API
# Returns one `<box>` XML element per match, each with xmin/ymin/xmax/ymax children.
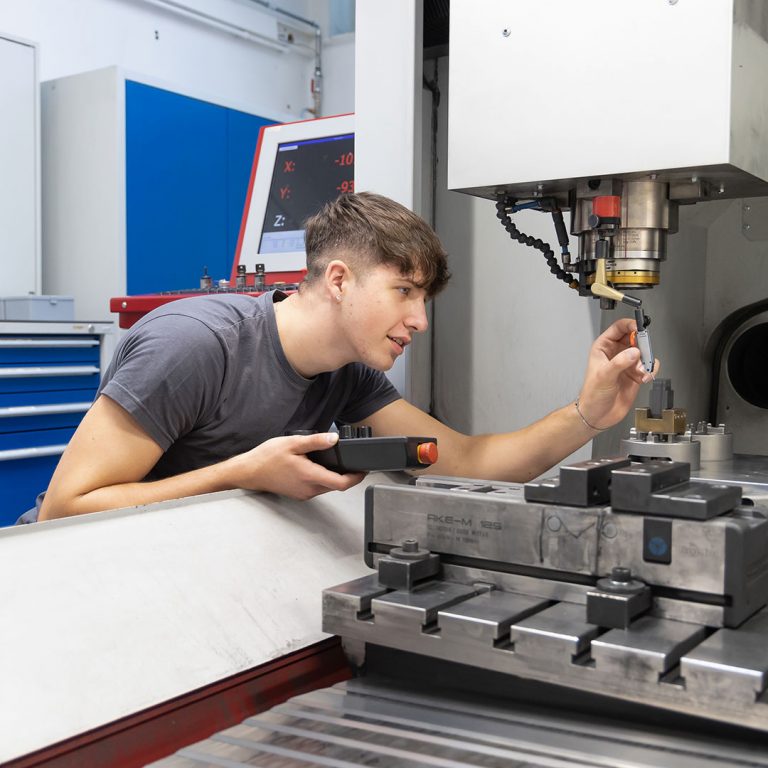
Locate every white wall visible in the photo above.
<box><xmin>0</xmin><ymin>0</ymin><xmax>356</xmax><ymax>119</ymax></box>
<box><xmin>0</xmin><ymin>34</ymin><xmax>39</xmax><ymax>296</ymax></box>
<box><xmin>321</xmin><ymin>31</ymin><xmax>354</xmax><ymax>116</ymax></box>
<box><xmin>0</xmin><ymin>0</ymin><xmax>354</xmax><ymax>316</ymax></box>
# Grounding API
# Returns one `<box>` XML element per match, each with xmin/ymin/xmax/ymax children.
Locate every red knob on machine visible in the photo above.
<box><xmin>416</xmin><ymin>442</ymin><xmax>438</xmax><ymax>465</ymax></box>
<box><xmin>592</xmin><ymin>195</ymin><xmax>621</xmax><ymax>219</ymax></box>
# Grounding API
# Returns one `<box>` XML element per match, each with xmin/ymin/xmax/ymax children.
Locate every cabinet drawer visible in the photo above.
<box><xmin>0</xmin><ymin>388</ymin><xmax>98</xmax><ymax>408</ymax></box>
<box><xmin>0</xmin><ymin>402</ymin><xmax>90</xmax><ymax>433</ymax></box>
<box><xmin>0</xmin><ymin>453</ymin><xmax>63</xmax><ymax>527</ymax></box>
<box><xmin>0</xmin><ymin>426</ymin><xmax>77</xmax><ymax>452</ymax></box>
<box><xmin>0</xmin><ymin>367</ymin><xmax>100</xmax><ymax>394</ymax></box>
<box><xmin>0</xmin><ymin>336</ymin><xmax>100</xmax><ymax>364</ymax></box>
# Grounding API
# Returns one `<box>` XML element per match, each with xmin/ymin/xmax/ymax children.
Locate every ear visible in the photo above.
<box><xmin>324</xmin><ymin>259</ymin><xmax>353</xmax><ymax>300</ymax></box>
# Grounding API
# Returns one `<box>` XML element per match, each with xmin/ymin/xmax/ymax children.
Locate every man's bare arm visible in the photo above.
<box><xmin>358</xmin><ymin>398</ymin><xmax>597</xmax><ymax>482</ymax></box>
<box><xmin>358</xmin><ymin>317</ymin><xmax>657</xmax><ymax>483</ymax></box>
<box><xmin>39</xmin><ymin>395</ymin><xmax>363</xmax><ymax>520</ymax></box>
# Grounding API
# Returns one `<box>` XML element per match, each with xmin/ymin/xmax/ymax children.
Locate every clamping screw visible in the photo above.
<box><xmin>401</xmin><ymin>539</ymin><xmax>419</xmax><ymax>553</ymax></box>
<box><xmin>610</xmin><ymin>566</ymin><xmax>632</xmax><ymax>583</ymax></box>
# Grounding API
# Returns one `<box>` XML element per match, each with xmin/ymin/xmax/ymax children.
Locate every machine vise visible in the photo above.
<box><xmin>323</xmin><ymin>458</ymin><xmax>768</xmax><ymax>732</ymax></box>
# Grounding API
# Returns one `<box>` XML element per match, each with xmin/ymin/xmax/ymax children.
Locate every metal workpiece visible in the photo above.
<box><xmin>648</xmin><ymin>377</ymin><xmax>675</xmax><ymax>417</ymax></box>
<box><xmin>609</xmin><ymin>461</ymin><xmax>742</xmax><ymax>520</ymax></box>
<box><xmin>523</xmin><ymin>456</ymin><xmax>630</xmax><ymax>506</ymax></box>
<box><xmin>321</xmin><ymin>573</ymin><xmax>389</xmax><ymax>624</ymax></box>
<box><xmin>376</xmin><ymin>539</ymin><xmax>440</xmax><ymax>590</ymax></box>
<box><xmin>586</xmin><ymin>567</ymin><xmax>652</xmax><ymax>629</ymax></box>
<box><xmin>633</xmin><ymin>406</ymin><xmax>689</xmax><ymax>435</ymax></box>
<box><xmin>622</xmin><ymin>379</ymin><xmax>718</xmax><ymax>469</ymax></box>
<box><xmin>590</xmin><ymin>615</ymin><xmax>707</xmax><ymax>683</ymax></box>
<box><xmin>437</xmin><ymin>590</ymin><xmax>549</xmax><ymax>646</ymax></box>
<box><xmin>681</xmin><ymin>610</ymin><xmax>768</xmax><ymax>705</ymax></box>
<box><xmin>510</xmin><ymin>602</ymin><xmax>600</xmax><ymax>665</ymax></box>
<box><xmin>370</xmin><ymin>581</ymin><xmax>478</xmax><ymax>632</ymax></box>
<box><xmin>622</xmin><ymin>429</ymin><xmax>702</xmax><ymax>469</ymax></box>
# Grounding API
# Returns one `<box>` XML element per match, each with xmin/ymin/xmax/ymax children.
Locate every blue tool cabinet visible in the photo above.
<box><xmin>125</xmin><ymin>81</ymin><xmax>274</xmax><ymax>295</ymax></box>
<box><xmin>0</xmin><ymin>321</ymin><xmax>114</xmax><ymax>526</ymax></box>
<box><xmin>42</xmin><ymin>67</ymin><xmax>275</xmax><ymax>321</ymax></box>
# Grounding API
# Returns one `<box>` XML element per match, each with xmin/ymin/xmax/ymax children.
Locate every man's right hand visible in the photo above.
<box><xmin>222</xmin><ymin>432</ymin><xmax>365</xmax><ymax>500</ymax></box>
<box><xmin>40</xmin><ymin>396</ymin><xmax>364</xmax><ymax>520</ymax></box>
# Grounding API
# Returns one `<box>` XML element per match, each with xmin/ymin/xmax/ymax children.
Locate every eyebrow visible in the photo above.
<box><xmin>398</xmin><ymin>273</ymin><xmax>426</xmax><ymax>287</ymax></box>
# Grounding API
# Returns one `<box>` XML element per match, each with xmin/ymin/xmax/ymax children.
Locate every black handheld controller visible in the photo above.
<box><xmin>291</xmin><ymin>425</ymin><xmax>438</xmax><ymax>473</ymax></box>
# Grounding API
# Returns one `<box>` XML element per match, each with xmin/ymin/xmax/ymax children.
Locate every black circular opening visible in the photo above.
<box><xmin>727</xmin><ymin>322</ymin><xmax>768</xmax><ymax>409</ymax></box>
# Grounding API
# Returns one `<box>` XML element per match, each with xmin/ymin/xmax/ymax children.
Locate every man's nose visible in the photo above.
<box><xmin>406</xmin><ymin>301</ymin><xmax>429</xmax><ymax>333</ymax></box>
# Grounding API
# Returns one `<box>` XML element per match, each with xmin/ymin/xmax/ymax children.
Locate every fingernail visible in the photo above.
<box><xmin>326</xmin><ymin>432</ymin><xmax>339</xmax><ymax>445</ymax></box>
<box><xmin>642</xmin><ymin>374</ymin><xmax>652</xmax><ymax>384</ymax></box>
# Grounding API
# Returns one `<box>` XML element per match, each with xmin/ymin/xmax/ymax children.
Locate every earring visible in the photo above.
<box><xmin>335</xmin><ymin>293</ymin><xmax>342</xmax><ymax>302</ymax></box>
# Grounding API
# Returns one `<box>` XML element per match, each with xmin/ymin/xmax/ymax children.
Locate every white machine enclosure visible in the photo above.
<box><xmin>435</xmin><ymin>0</ymin><xmax>768</xmax><ymax>457</ymax></box>
<box><xmin>448</xmin><ymin>0</ymin><xmax>768</xmax><ymax>200</ymax></box>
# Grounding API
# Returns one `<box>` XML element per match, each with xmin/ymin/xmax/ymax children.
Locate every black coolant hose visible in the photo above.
<box><xmin>495</xmin><ymin>197</ymin><xmax>579</xmax><ymax>290</ymax></box>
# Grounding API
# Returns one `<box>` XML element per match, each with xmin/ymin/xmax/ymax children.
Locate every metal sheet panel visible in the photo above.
<box><xmin>0</xmin><ymin>474</ymin><xmax>400</xmax><ymax>764</ymax></box>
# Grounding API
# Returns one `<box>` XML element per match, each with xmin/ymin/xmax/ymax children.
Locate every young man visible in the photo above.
<box><xmin>38</xmin><ymin>192</ymin><xmax>656</xmax><ymax>521</ymax></box>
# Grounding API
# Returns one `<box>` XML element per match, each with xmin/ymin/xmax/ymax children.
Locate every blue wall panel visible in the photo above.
<box><xmin>126</xmin><ymin>81</ymin><xmax>228</xmax><ymax>293</ymax></box>
<box><xmin>126</xmin><ymin>81</ymin><xmax>274</xmax><ymax>293</ymax></box>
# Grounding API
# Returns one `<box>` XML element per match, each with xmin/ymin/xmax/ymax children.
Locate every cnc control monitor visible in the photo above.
<box><xmin>260</xmin><ymin>133</ymin><xmax>354</xmax><ymax>256</ymax></box>
<box><xmin>234</xmin><ymin>114</ymin><xmax>355</xmax><ymax>275</ymax></box>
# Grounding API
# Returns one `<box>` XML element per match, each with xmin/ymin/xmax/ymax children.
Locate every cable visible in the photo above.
<box><xmin>495</xmin><ymin>196</ymin><xmax>579</xmax><ymax>290</ymax></box>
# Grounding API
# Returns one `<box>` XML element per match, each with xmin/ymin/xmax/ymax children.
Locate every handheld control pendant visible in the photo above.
<box><xmin>632</xmin><ymin>307</ymin><xmax>654</xmax><ymax>374</ymax></box>
<box><xmin>289</xmin><ymin>427</ymin><xmax>438</xmax><ymax>473</ymax></box>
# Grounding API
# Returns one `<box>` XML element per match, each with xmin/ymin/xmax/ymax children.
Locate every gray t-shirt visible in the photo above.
<box><xmin>99</xmin><ymin>292</ymin><xmax>400</xmax><ymax>480</ymax></box>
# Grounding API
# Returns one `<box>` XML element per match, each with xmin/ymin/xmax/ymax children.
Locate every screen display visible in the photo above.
<box><xmin>258</xmin><ymin>133</ymin><xmax>354</xmax><ymax>255</ymax></box>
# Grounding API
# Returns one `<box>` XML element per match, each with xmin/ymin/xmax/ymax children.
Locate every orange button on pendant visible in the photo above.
<box><xmin>417</xmin><ymin>441</ymin><xmax>438</xmax><ymax>465</ymax></box>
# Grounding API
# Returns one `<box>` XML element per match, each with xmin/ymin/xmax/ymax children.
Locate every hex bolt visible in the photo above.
<box><xmin>502</xmin><ymin>28</ymin><xmax>511</xmax><ymax>37</ymax></box>
<box><xmin>611</xmin><ymin>566</ymin><xmax>632</xmax><ymax>583</ymax></box>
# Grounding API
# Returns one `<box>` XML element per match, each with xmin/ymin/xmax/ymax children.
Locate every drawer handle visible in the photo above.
<box><xmin>0</xmin><ymin>339</ymin><xmax>99</xmax><ymax>348</ymax></box>
<box><xmin>0</xmin><ymin>444</ymin><xmax>68</xmax><ymax>462</ymax></box>
<box><xmin>0</xmin><ymin>366</ymin><xmax>99</xmax><ymax>378</ymax></box>
<box><xmin>0</xmin><ymin>402</ymin><xmax>92</xmax><ymax>418</ymax></box>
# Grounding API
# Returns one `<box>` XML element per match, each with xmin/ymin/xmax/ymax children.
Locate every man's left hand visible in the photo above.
<box><xmin>576</xmin><ymin>317</ymin><xmax>660</xmax><ymax>431</ymax></box>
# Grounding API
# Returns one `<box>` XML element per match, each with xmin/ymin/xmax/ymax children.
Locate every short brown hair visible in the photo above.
<box><xmin>303</xmin><ymin>192</ymin><xmax>450</xmax><ymax>297</ymax></box>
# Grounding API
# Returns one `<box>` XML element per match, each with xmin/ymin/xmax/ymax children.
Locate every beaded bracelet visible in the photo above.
<box><xmin>574</xmin><ymin>399</ymin><xmax>608</xmax><ymax>432</ymax></box>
